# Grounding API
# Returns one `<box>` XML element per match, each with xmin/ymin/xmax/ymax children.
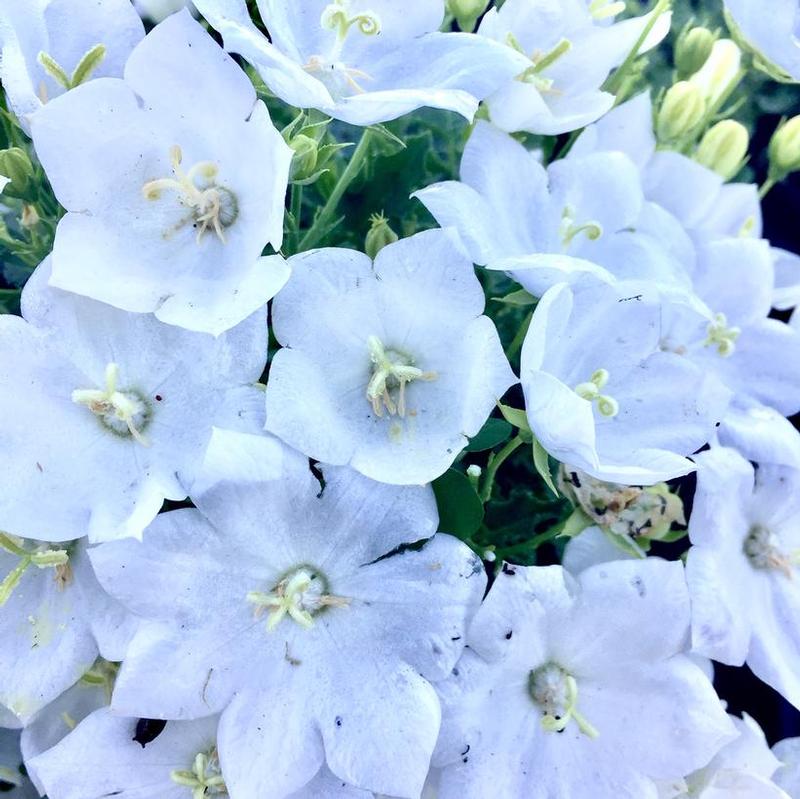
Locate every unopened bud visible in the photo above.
<box><xmin>768</xmin><ymin>116</ymin><xmax>800</xmax><ymax>179</ymax></box>
<box><xmin>656</xmin><ymin>81</ymin><xmax>705</xmax><ymax>143</ymax></box>
<box><xmin>0</xmin><ymin>147</ymin><xmax>34</xmax><ymax>198</ymax></box>
<box><xmin>689</xmin><ymin>38</ymin><xmax>742</xmax><ymax>107</ymax></box>
<box><xmin>21</xmin><ymin>204</ymin><xmax>40</xmax><ymax>228</ymax></box>
<box><xmin>365</xmin><ymin>213</ymin><xmax>398</xmax><ymax>260</ymax></box>
<box><xmin>695</xmin><ymin>120</ymin><xmax>749</xmax><ymax>180</ymax></box>
<box><xmin>446</xmin><ymin>0</ymin><xmax>490</xmax><ymax>31</ymax></box>
<box><xmin>288</xmin><ymin>134</ymin><xmax>319</xmax><ymax>182</ymax></box>
<box><xmin>674</xmin><ymin>25</ymin><xmax>716</xmax><ymax>79</ymax></box>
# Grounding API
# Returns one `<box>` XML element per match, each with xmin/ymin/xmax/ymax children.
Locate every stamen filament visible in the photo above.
<box><xmin>366</xmin><ymin>335</ymin><xmax>436</xmax><ymax>418</ymax></box>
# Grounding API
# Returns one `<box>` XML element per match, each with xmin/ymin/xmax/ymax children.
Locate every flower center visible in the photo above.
<box><xmin>560</xmin><ymin>205</ymin><xmax>604</xmax><ymax>248</ymax></box>
<box><xmin>366</xmin><ymin>335</ymin><xmax>437</xmax><ymax>418</ymax></box>
<box><xmin>247</xmin><ymin>566</ymin><xmax>349</xmax><ymax>632</ymax></box>
<box><xmin>72</xmin><ymin>363</ymin><xmax>151</xmax><ymax>446</ymax></box>
<box><xmin>744</xmin><ymin>525</ymin><xmax>800</xmax><ymax>578</ymax></box>
<box><xmin>0</xmin><ymin>533</ymin><xmax>70</xmax><ymax>608</ymax></box>
<box><xmin>171</xmin><ymin>749</ymin><xmax>227</xmax><ymax>798</ymax></box>
<box><xmin>304</xmin><ymin>1</ymin><xmax>380</xmax><ymax>97</ymax></box>
<box><xmin>588</xmin><ymin>0</ymin><xmax>626</xmax><ymax>21</ymax></box>
<box><xmin>703</xmin><ymin>312</ymin><xmax>740</xmax><ymax>357</ymax></box>
<box><xmin>574</xmin><ymin>368</ymin><xmax>619</xmax><ymax>417</ymax></box>
<box><xmin>142</xmin><ymin>146</ymin><xmax>238</xmax><ymax>244</ymax></box>
<box><xmin>529</xmin><ymin>663</ymin><xmax>598</xmax><ymax>738</ymax></box>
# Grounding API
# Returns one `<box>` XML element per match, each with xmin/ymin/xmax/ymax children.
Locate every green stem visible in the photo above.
<box><xmin>288</xmin><ymin>183</ymin><xmax>303</xmax><ymax>255</ymax></box>
<box><xmin>759</xmin><ymin>176</ymin><xmax>777</xmax><ymax>200</ymax></box>
<box><xmin>299</xmin><ymin>128</ymin><xmax>374</xmax><ymax>251</ymax></box>
<box><xmin>0</xmin><ymin>532</ymin><xmax>27</xmax><ymax>557</ymax></box>
<box><xmin>480</xmin><ymin>435</ymin><xmax>524</xmax><ymax>503</ymax></box>
<box><xmin>506</xmin><ymin>309</ymin><xmax>533</xmax><ymax>362</ymax></box>
<box><xmin>605</xmin><ymin>0</ymin><xmax>671</xmax><ymax>99</ymax></box>
<box><xmin>496</xmin><ymin>524</ymin><xmax>563</xmax><ymax>562</ymax></box>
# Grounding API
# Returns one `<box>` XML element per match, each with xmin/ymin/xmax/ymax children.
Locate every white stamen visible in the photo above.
<box><xmin>72</xmin><ymin>363</ymin><xmax>150</xmax><ymax>445</ymax></box>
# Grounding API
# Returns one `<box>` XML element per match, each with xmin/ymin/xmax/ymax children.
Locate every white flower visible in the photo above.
<box><xmin>31</xmin><ymin>707</ymin><xmax>372</xmax><ymax>799</ymax></box>
<box><xmin>686</xmin><ymin>447</ymin><xmax>800</xmax><ymax>709</ymax></box>
<box><xmin>718</xmin><ymin>398</ymin><xmax>800</xmax><ymax>472</ymax></box>
<box><xmin>724</xmin><ymin>0</ymin><xmax>800</xmax><ymax>82</ymax></box>
<box><xmin>415</xmin><ymin>120</ymin><xmax>693</xmax><ymax>296</ymax></box>
<box><xmin>0</xmin><ymin>258</ymin><xmax>268</xmax><ymax>543</ymax></box>
<box><xmin>476</xmin><ymin>0</ymin><xmax>671</xmax><ymax>135</ymax></box>
<box><xmin>773</xmin><ymin>737</ymin><xmax>800</xmax><ymax>797</ymax></box>
<box><xmin>0</xmin><ymin>533</ymin><xmax>133</xmax><ymax>725</ymax></box>
<box><xmin>20</xmin><ymin>660</ymin><xmax>116</xmax><ymax>794</ymax></box>
<box><xmin>0</xmin><ymin>729</ymin><xmax>36</xmax><ymax>798</ymax></box>
<box><xmin>662</xmin><ymin>237</ymin><xmax>800</xmax><ymax>418</ymax></box>
<box><xmin>657</xmin><ymin>712</ymin><xmax>787</xmax><ymax>798</ymax></box>
<box><xmin>265</xmin><ymin>229</ymin><xmax>516</xmax><ymax>485</ymax></box>
<box><xmin>29</xmin><ymin>10</ymin><xmax>291</xmax><ymax>335</ymax></box>
<box><xmin>520</xmin><ymin>278</ymin><xmax>728</xmax><ymax>484</ymax></box>
<box><xmin>31</xmin><ymin>709</ymin><xmax>223</xmax><ymax>799</ymax></box>
<box><xmin>433</xmin><ymin>559</ymin><xmax>735</xmax><ymax>799</ymax></box>
<box><xmin>192</xmin><ymin>0</ymin><xmax>528</xmax><ymax>126</ymax></box>
<box><xmin>571</xmin><ymin>91</ymin><xmax>762</xmax><ymax>245</ymax></box>
<box><xmin>89</xmin><ymin>445</ymin><xmax>486</xmax><ymax>797</ymax></box>
<box><xmin>0</xmin><ymin>0</ymin><xmax>144</xmax><ymax>131</ymax></box>
<box><xmin>773</xmin><ymin>247</ymin><xmax>800</xmax><ymax>311</ymax></box>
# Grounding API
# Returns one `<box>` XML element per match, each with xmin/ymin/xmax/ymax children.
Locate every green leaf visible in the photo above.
<box><xmin>559</xmin><ymin>507</ymin><xmax>593</xmax><ymax>538</ymax></box>
<box><xmin>465</xmin><ymin>418</ymin><xmax>512</xmax><ymax>452</ymax></box>
<box><xmin>368</xmin><ymin>123</ymin><xmax>407</xmax><ymax>156</ymax></box>
<box><xmin>492</xmin><ymin>288</ymin><xmax>537</xmax><ymax>307</ymax></box>
<box><xmin>432</xmin><ymin>468</ymin><xmax>484</xmax><ymax>540</ymax></box>
<box><xmin>497</xmin><ymin>403</ymin><xmax>530</xmax><ymax>432</ymax></box>
<box><xmin>532</xmin><ymin>438</ymin><xmax>558</xmax><ymax>497</ymax></box>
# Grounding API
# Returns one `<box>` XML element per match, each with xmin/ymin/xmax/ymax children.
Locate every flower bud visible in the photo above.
<box><xmin>674</xmin><ymin>25</ymin><xmax>716</xmax><ymax>78</ymax></box>
<box><xmin>768</xmin><ymin>116</ymin><xmax>800</xmax><ymax>179</ymax></box>
<box><xmin>656</xmin><ymin>81</ymin><xmax>705</xmax><ymax>143</ymax></box>
<box><xmin>365</xmin><ymin>213</ymin><xmax>398</xmax><ymax>260</ymax></box>
<box><xmin>695</xmin><ymin>119</ymin><xmax>749</xmax><ymax>180</ymax></box>
<box><xmin>446</xmin><ymin>0</ymin><xmax>490</xmax><ymax>32</ymax></box>
<box><xmin>0</xmin><ymin>147</ymin><xmax>34</xmax><ymax>198</ymax></box>
<box><xmin>20</xmin><ymin>204</ymin><xmax>40</xmax><ymax>229</ymax></box>
<box><xmin>689</xmin><ymin>38</ymin><xmax>742</xmax><ymax>107</ymax></box>
<box><xmin>287</xmin><ymin>134</ymin><xmax>319</xmax><ymax>182</ymax></box>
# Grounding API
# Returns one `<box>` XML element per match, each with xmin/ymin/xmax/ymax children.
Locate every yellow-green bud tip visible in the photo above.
<box><xmin>769</xmin><ymin>116</ymin><xmax>800</xmax><ymax>179</ymax></box>
<box><xmin>695</xmin><ymin>120</ymin><xmax>749</xmax><ymax>181</ymax></box>
<box><xmin>656</xmin><ymin>81</ymin><xmax>705</xmax><ymax>143</ymax></box>
<box><xmin>675</xmin><ymin>26</ymin><xmax>716</xmax><ymax>79</ymax></box>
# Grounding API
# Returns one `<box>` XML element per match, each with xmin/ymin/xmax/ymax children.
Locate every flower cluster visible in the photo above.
<box><xmin>1</xmin><ymin>1</ymin><xmax>800</xmax><ymax>798</ymax></box>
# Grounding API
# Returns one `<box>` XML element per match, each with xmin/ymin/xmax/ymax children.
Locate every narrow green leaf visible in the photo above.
<box><xmin>492</xmin><ymin>288</ymin><xmax>537</xmax><ymax>307</ymax></box>
<box><xmin>532</xmin><ymin>439</ymin><xmax>558</xmax><ymax>497</ymax></box>
<box><xmin>368</xmin><ymin>123</ymin><xmax>406</xmax><ymax>156</ymax></box>
<box><xmin>497</xmin><ymin>403</ymin><xmax>531</xmax><ymax>433</ymax></box>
